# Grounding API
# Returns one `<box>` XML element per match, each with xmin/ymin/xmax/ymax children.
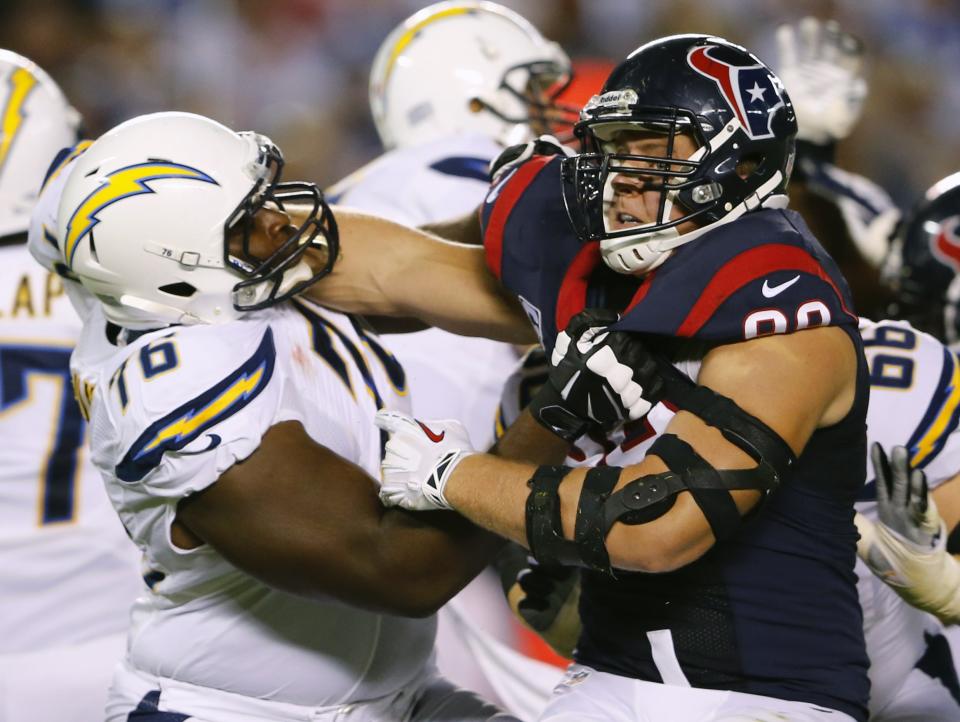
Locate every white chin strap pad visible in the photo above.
<box><xmin>599</xmin><ymin>172</ymin><xmax>787</xmax><ymax>276</ymax></box>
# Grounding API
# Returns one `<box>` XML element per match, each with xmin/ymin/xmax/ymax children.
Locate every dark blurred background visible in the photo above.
<box><xmin>4</xmin><ymin>0</ymin><xmax>956</xmax><ymax>206</ymax></box>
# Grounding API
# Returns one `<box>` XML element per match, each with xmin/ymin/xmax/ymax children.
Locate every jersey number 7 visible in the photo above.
<box><xmin>0</xmin><ymin>343</ymin><xmax>85</xmax><ymax>525</ymax></box>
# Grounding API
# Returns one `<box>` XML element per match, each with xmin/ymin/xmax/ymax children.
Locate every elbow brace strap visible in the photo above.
<box><xmin>605</xmin><ymin>433</ymin><xmax>778</xmax><ymax>542</ymax></box>
<box><xmin>525</xmin><ymin>465</ymin><xmax>621</xmax><ymax>575</ymax></box>
<box><xmin>661</xmin><ymin>375</ymin><xmax>797</xmax><ymax>482</ymax></box>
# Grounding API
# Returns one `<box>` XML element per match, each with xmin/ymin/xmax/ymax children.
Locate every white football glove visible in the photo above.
<box><xmin>776</xmin><ymin>17</ymin><xmax>867</xmax><ymax>145</ymax></box>
<box><xmin>375</xmin><ymin>410</ymin><xmax>476</xmax><ymax>511</ymax></box>
<box><xmin>855</xmin><ymin>444</ymin><xmax>960</xmax><ymax>624</ymax></box>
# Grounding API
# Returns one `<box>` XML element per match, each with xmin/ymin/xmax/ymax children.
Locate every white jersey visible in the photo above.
<box><xmin>855</xmin><ymin>317</ymin><xmax>960</xmax><ymax>715</ymax></box>
<box><xmin>328</xmin><ymin>132</ymin><xmax>501</xmax><ymax>225</ymax></box>
<box><xmin>76</xmin><ymin>298</ymin><xmax>434</xmax><ymax>706</ymax></box>
<box><xmin>0</xmin><ymin>158</ymin><xmax>140</xmax><ymax>654</ymax></box>
<box><xmin>330</xmin><ymin>133</ymin><xmax>518</xmax><ymax>451</ymax></box>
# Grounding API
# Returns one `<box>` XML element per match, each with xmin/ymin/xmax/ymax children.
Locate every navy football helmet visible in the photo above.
<box><xmin>883</xmin><ymin>172</ymin><xmax>960</xmax><ymax>346</ymax></box>
<box><xmin>562</xmin><ymin>34</ymin><xmax>797</xmax><ymax>274</ymax></box>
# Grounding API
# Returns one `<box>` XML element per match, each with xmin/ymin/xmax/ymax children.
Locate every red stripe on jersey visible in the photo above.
<box><xmin>623</xmin><ymin>268</ymin><xmax>658</xmax><ymax>316</ymax></box>
<box><xmin>675</xmin><ymin>244</ymin><xmax>856</xmax><ymax>337</ymax></box>
<box><xmin>483</xmin><ymin>156</ymin><xmax>553</xmax><ymax>279</ymax></box>
<box><xmin>555</xmin><ymin>242</ymin><xmax>602</xmax><ymax>332</ymax></box>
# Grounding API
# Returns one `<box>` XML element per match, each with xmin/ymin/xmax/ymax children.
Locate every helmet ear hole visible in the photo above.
<box><xmin>158</xmin><ymin>282</ymin><xmax>197</xmax><ymax>298</ymax></box>
<box><xmin>736</xmin><ymin>153</ymin><xmax>764</xmax><ymax>180</ymax></box>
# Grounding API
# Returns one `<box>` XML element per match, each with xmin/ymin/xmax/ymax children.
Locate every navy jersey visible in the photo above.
<box><xmin>481</xmin><ymin>156</ymin><xmax>870</xmax><ymax>721</ymax></box>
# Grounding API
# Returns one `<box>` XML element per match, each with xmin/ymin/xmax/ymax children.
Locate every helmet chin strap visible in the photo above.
<box><xmin>109</xmin><ymin>294</ymin><xmax>190</xmax><ymax>329</ymax></box>
<box><xmin>600</xmin><ymin>172</ymin><xmax>787</xmax><ymax>275</ymax></box>
<box><xmin>232</xmin><ymin>259</ymin><xmax>314</xmax><ymax>309</ymax></box>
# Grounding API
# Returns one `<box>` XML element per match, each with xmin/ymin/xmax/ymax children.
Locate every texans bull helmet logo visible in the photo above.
<box><xmin>931</xmin><ymin>215</ymin><xmax>960</xmax><ymax>273</ymax></box>
<box><xmin>687</xmin><ymin>45</ymin><xmax>785</xmax><ymax>140</ymax></box>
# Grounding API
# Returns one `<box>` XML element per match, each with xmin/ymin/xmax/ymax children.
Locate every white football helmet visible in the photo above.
<box><xmin>369</xmin><ymin>1</ymin><xmax>573</xmax><ymax>150</ymax></box>
<box><xmin>57</xmin><ymin>112</ymin><xmax>337</xmax><ymax>329</ymax></box>
<box><xmin>0</xmin><ymin>50</ymin><xmax>80</xmax><ymax>238</ymax></box>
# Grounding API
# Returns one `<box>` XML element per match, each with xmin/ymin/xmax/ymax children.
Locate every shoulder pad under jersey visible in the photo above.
<box><xmin>480</xmin><ymin>155</ymin><xmax>578</xmax><ymax>282</ymax></box>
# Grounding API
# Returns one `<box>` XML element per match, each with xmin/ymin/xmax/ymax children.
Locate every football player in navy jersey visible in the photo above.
<box><xmin>313</xmin><ymin>35</ymin><xmax>871</xmax><ymax>721</ymax></box>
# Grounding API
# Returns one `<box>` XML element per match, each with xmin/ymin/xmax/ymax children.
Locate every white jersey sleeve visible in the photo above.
<box><xmin>329</xmin><ymin>132</ymin><xmax>501</xmax><ymax>225</ymax></box>
<box><xmin>90</xmin><ymin>319</ymin><xmax>282</xmax><ymax>505</ymax></box>
<box><xmin>861</xmin><ymin>318</ymin><xmax>960</xmax><ymax>494</ymax></box>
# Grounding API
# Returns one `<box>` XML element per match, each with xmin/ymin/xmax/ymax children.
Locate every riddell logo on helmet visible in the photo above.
<box><xmin>589</xmin><ymin>89</ymin><xmax>638</xmax><ymax>112</ymax></box>
<box><xmin>931</xmin><ymin>216</ymin><xmax>960</xmax><ymax>273</ymax></box>
<box><xmin>687</xmin><ymin>46</ymin><xmax>784</xmax><ymax>140</ymax></box>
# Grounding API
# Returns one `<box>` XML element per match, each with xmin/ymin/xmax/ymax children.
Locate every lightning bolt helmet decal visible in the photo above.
<box><xmin>63</xmin><ymin>161</ymin><xmax>218</xmax><ymax>268</ymax></box>
<box><xmin>0</xmin><ymin>66</ymin><xmax>38</xmax><ymax>174</ymax></box>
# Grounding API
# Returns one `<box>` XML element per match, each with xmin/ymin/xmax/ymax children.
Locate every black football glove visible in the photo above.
<box><xmin>527</xmin><ymin>309</ymin><xmax>667</xmax><ymax>442</ymax></box>
<box><xmin>494</xmin><ymin>543</ymin><xmax>580</xmax><ymax>656</ymax></box>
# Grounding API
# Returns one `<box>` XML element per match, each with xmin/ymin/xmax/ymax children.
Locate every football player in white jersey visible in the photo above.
<box><xmin>330</xmin><ymin>0</ymin><xmax>574</xmax><ymax>452</ymax></box>
<box><xmin>42</xmin><ymin>111</ymin><xmax>518</xmax><ymax>722</ymax></box>
<box><xmin>329</xmin><ymin>4</ymin><xmax>574</xmax><ymax>708</ymax></box>
<box><xmin>0</xmin><ymin>50</ymin><xmax>143</xmax><ymax>722</ymax></box>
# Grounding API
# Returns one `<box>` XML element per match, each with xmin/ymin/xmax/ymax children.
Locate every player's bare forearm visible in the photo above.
<box><xmin>371</xmin><ymin>506</ymin><xmax>505</xmax><ymax>615</ymax></box>
<box><xmin>444</xmin><ymin>453</ymin><xmax>539</xmax><ymax>545</ymax></box>
<box><xmin>177</xmin><ymin>421</ymin><xmax>502</xmax><ymax>616</ymax></box>
<box><xmin>307</xmin><ymin>208</ymin><xmax>535</xmax><ymax>344</ymax></box>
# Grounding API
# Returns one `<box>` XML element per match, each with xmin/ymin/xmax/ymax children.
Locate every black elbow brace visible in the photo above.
<box><xmin>525</xmin><ymin>465</ymin><xmax>622</xmax><ymax>573</ymax></box>
<box><xmin>524</xmin><ymin>383</ymin><xmax>797</xmax><ymax>576</ymax></box>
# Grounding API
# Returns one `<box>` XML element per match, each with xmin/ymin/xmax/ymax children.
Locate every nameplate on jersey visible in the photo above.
<box><xmin>116</xmin><ymin>329</ymin><xmax>276</xmax><ymax>482</ymax></box>
<box><xmin>518</xmin><ymin>295</ymin><xmax>544</xmax><ymax>345</ymax></box>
